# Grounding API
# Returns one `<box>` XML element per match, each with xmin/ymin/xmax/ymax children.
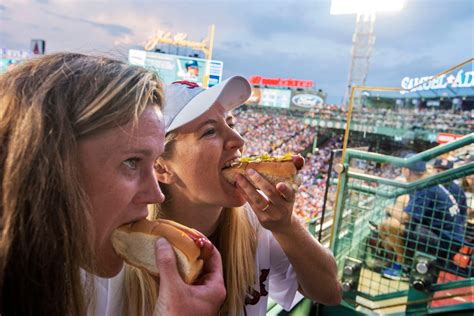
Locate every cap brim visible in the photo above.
<box><xmin>167</xmin><ymin>76</ymin><xmax>251</xmax><ymax>132</ymax></box>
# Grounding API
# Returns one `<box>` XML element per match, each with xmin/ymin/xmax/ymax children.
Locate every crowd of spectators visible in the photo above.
<box><xmin>234</xmin><ymin>106</ymin><xmax>473</xmax><ymax>223</ymax></box>
<box><xmin>304</xmin><ymin>106</ymin><xmax>473</xmax><ymax>135</ymax></box>
<box><xmin>293</xmin><ymin>137</ymin><xmax>343</xmax><ymax>221</ymax></box>
<box><xmin>234</xmin><ymin>108</ymin><xmax>343</xmax><ymax>222</ymax></box>
<box><xmin>235</xmin><ymin>110</ymin><xmax>317</xmax><ymax>156</ymax></box>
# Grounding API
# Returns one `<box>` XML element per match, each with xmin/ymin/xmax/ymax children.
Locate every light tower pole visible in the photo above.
<box><xmin>330</xmin><ymin>0</ymin><xmax>405</xmax><ymax>105</ymax></box>
<box><xmin>344</xmin><ymin>13</ymin><xmax>376</xmax><ymax>105</ymax></box>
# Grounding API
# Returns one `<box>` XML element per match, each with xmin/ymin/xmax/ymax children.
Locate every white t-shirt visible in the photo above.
<box><xmin>86</xmin><ymin>207</ymin><xmax>301</xmax><ymax>316</ymax></box>
<box><xmin>242</xmin><ymin>207</ymin><xmax>301</xmax><ymax>316</ymax></box>
<box><xmin>83</xmin><ymin>268</ymin><xmax>125</xmax><ymax>316</ymax></box>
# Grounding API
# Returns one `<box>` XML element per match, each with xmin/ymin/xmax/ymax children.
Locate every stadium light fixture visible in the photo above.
<box><xmin>330</xmin><ymin>0</ymin><xmax>405</xmax><ymax>15</ymax></box>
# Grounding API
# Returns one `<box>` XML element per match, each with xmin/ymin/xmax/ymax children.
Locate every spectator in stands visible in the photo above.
<box><xmin>378</xmin><ymin>154</ymin><xmax>465</xmax><ymax>279</ymax></box>
<box><xmin>461</xmin><ymin>173</ymin><xmax>474</xmax><ymax>239</ymax></box>
<box><xmin>462</xmin><ymin>173</ymin><xmax>474</xmax><ymax>216</ymax></box>
<box><xmin>0</xmin><ymin>53</ymin><xmax>225</xmax><ymax>315</ymax></box>
<box><xmin>433</xmin><ymin>158</ymin><xmax>468</xmax><ymax>239</ymax></box>
<box><xmin>453</xmin><ymin>173</ymin><xmax>474</xmax><ymax>269</ymax></box>
<box><xmin>138</xmin><ymin>78</ymin><xmax>342</xmax><ymax>315</ymax></box>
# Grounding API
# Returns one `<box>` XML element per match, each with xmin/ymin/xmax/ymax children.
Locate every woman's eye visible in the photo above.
<box><xmin>124</xmin><ymin>158</ymin><xmax>139</xmax><ymax>170</ymax></box>
<box><xmin>203</xmin><ymin>128</ymin><xmax>216</xmax><ymax>136</ymax></box>
<box><xmin>228</xmin><ymin>122</ymin><xmax>236</xmax><ymax>129</ymax></box>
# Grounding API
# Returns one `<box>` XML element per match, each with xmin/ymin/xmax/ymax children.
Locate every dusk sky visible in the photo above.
<box><xmin>1</xmin><ymin>0</ymin><xmax>473</xmax><ymax>103</ymax></box>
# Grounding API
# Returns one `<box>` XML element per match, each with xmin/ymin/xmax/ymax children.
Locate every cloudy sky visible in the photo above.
<box><xmin>1</xmin><ymin>0</ymin><xmax>473</xmax><ymax>102</ymax></box>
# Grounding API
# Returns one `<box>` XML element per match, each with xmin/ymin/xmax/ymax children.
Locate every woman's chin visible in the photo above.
<box><xmin>94</xmin><ymin>246</ymin><xmax>124</xmax><ymax>278</ymax></box>
<box><xmin>221</xmin><ymin>179</ymin><xmax>247</xmax><ymax>207</ymax></box>
<box><xmin>226</xmin><ymin>191</ymin><xmax>247</xmax><ymax>208</ymax></box>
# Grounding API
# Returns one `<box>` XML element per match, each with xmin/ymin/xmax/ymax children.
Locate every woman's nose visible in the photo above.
<box><xmin>134</xmin><ymin>171</ymin><xmax>165</xmax><ymax>205</ymax></box>
<box><xmin>148</xmin><ymin>179</ymin><xmax>165</xmax><ymax>204</ymax></box>
<box><xmin>225</xmin><ymin>128</ymin><xmax>245</xmax><ymax>151</ymax></box>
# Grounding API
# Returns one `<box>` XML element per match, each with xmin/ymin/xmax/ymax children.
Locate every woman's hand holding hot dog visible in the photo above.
<box><xmin>153</xmin><ymin>238</ymin><xmax>226</xmax><ymax>316</ymax></box>
<box><xmin>235</xmin><ymin>168</ymin><xmax>342</xmax><ymax>306</ymax></box>
<box><xmin>235</xmin><ymin>169</ymin><xmax>295</xmax><ymax>233</ymax></box>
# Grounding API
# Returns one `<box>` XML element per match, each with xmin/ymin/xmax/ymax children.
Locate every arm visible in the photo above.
<box><xmin>403</xmin><ymin>190</ymin><xmax>428</xmax><ymax>224</ymax></box>
<box><xmin>390</xmin><ymin>210</ymin><xmax>410</xmax><ymax>224</ymax></box>
<box><xmin>272</xmin><ymin>214</ymin><xmax>342</xmax><ymax>305</ymax></box>
<box><xmin>386</xmin><ymin>194</ymin><xmax>410</xmax><ymax>223</ymax></box>
<box><xmin>236</xmin><ymin>170</ymin><xmax>342</xmax><ymax>306</ymax></box>
<box><xmin>388</xmin><ymin>208</ymin><xmax>410</xmax><ymax>223</ymax></box>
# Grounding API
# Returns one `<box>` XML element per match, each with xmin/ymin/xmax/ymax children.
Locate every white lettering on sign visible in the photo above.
<box><xmin>0</xmin><ymin>49</ymin><xmax>32</xmax><ymax>59</ymax></box>
<box><xmin>400</xmin><ymin>69</ymin><xmax>474</xmax><ymax>94</ymax></box>
<box><xmin>291</xmin><ymin>94</ymin><xmax>324</xmax><ymax>108</ymax></box>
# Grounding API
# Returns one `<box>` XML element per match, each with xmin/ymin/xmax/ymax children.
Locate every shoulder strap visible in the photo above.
<box><xmin>438</xmin><ymin>184</ymin><xmax>460</xmax><ymax>216</ymax></box>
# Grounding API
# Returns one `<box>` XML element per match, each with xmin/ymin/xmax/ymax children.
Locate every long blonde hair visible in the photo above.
<box><xmin>0</xmin><ymin>53</ymin><xmax>163</xmax><ymax>315</ymax></box>
<box><xmin>124</xmin><ymin>132</ymin><xmax>257</xmax><ymax>316</ymax></box>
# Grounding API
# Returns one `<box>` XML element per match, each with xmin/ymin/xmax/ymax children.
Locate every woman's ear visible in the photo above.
<box><xmin>155</xmin><ymin>158</ymin><xmax>176</xmax><ymax>184</ymax></box>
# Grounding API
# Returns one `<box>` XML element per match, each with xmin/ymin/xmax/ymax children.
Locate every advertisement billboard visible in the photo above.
<box><xmin>249</xmin><ymin>75</ymin><xmax>313</xmax><ymax>88</ymax></box>
<box><xmin>436</xmin><ymin>133</ymin><xmax>463</xmax><ymax>144</ymax></box>
<box><xmin>0</xmin><ymin>49</ymin><xmax>33</xmax><ymax>74</ymax></box>
<box><xmin>290</xmin><ymin>90</ymin><xmax>325</xmax><ymax>110</ymax></box>
<box><xmin>400</xmin><ymin>69</ymin><xmax>474</xmax><ymax>97</ymax></box>
<box><xmin>246</xmin><ymin>87</ymin><xmax>325</xmax><ymax>110</ymax></box>
<box><xmin>0</xmin><ymin>59</ymin><xmax>19</xmax><ymax>73</ymax></box>
<box><xmin>31</xmin><ymin>39</ymin><xmax>46</xmax><ymax>55</ymax></box>
<box><xmin>260</xmin><ymin>88</ymin><xmax>291</xmax><ymax>108</ymax></box>
<box><xmin>128</xmin><ymin>49</ymin><xmax>223</xmax><ymax>87</ymax></box>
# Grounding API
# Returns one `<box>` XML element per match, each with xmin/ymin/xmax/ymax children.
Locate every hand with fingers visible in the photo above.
<box><xmin>236</xmin><ymin>167</ymin><xmax>342</xmax><ymax>306</ymax></box>
<box><xmin>153</xmin><ymin>238</ymin><xmax>226</xmax><ymax>316</ymax></box>
<box><xmin>235</xmin><ymin>168</ymin><xmax>296</xmax><ymax>233</ymax></box>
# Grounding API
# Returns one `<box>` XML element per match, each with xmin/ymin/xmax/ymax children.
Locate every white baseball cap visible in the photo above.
<box><xmin>163</xmin><ymin>76</ymin><xmax>251</xmax><ymax>132</ymax></box>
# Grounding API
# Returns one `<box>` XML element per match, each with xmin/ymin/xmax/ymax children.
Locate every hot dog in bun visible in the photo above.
<box><xmin>222</xmin><ymin>153</ymin><xmax>305</xmax><ymax>190</ymax></box>
<box><xmin>111</xmin><ymin>218</ymin><xmax>205</xmax><ymax>284</ymax></box>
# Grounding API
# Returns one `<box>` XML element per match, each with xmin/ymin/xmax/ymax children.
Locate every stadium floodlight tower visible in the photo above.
<box><xmin>330</xmin><ymin>0</ymin><xmax>405</xmax><ymax>105</ymax></box>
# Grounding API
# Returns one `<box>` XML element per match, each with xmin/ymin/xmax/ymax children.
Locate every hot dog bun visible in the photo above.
<box><xmin>111</xmin><ymin>219</ymin><xmax>204</xmax><ymax>284</ymax></box>
<box><xmin>222</xmin><ymin>153</ymin><xmax>304</xmax><ymax>191</ymax></box>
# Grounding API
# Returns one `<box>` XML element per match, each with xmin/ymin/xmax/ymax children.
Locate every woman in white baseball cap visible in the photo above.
<box><xmin>132</xmin><ymin>77</ymin><xmax>341</xmax><ymax>315</ymax></box>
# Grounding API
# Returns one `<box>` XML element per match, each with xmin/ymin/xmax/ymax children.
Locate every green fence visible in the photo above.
<box><xmin>328</xmin><ymin>134</ymin><xmax>473</xmax><ymax>315</ymax></box>
<box><xmin>266</xmin><ymin>59</ymin><xmax>474</xmax><ymax>315</ymax></box>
